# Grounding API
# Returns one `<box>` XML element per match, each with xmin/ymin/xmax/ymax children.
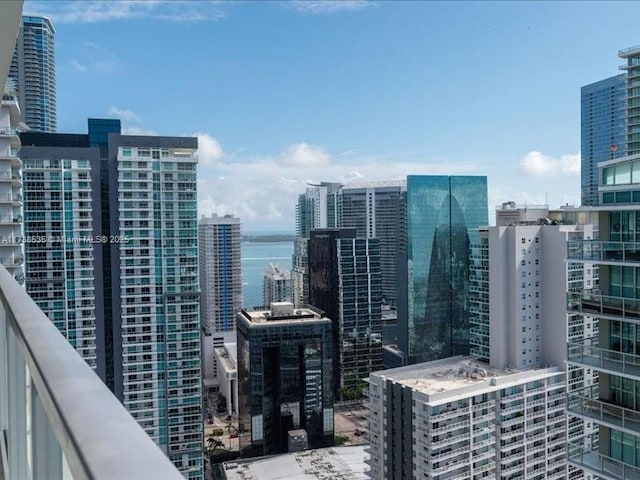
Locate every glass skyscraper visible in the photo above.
<box><xmin>402</xmin><ymin>175</ymin><xmax>488</xmax><ymax>364</ymax></box>
<box><xmin>292</xmin><ymin>182</ymin><xmax>341</xmax><ymax>307</ymax></box>
<box><xmin>199</xmin><ymin>214</ymin><xmax>242</xmax><ymax>333</ymax></box>
<box><xmin>19</xmin><ymin>121</ymin><xmax>203</xmax><ymax>479</ymax></box>
<box><xmin>339</xmin><ymin>181</ymin><xmax>407</xmax><ymax>308</ymax></box>
<box><xmin>308</xmin><ymin>228</ymin><xmax>383</xmax><ymax>397</ymax></box>
<box><xmin>237</xmin><ymin>304</ymin><xmax>334</xmax><ymax>456</ymax></box>
<box><xmin>9</xmin><ymin>16</ymin><xmax>56</xmax><ymax>133</ymax></box>
<box><xmin>568</xmin><ymin>153</ymin><xmax>640</xmax><ymax>479</ymax></box>
<box><xmin>581</xmin><ymin>74</ymin><xmax>626</xmax><ymax>206</ymax></box>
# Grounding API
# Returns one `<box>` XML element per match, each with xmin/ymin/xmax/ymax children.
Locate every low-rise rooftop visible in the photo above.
<box><xmin>223</xmin><ymin>445</ymin><xmax>368</xmax><ymax>480</ymax></box>
<box><xmin>371</xmin><ymin>356</ymin><xmax>563</xmax><ymax>403</ymax></box>
<box><xmin>240</xmin><ymin>302</ymin><xmax>327</xmax><ymax>325</ymax></box>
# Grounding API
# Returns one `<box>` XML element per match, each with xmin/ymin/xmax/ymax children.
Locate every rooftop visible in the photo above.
<box><xmin>214</xmin><ymin>344</ymin><xmax>237</xmax><ymax>372</ymax></box>
<box><xmin>265</xmin><ymin>262</ymin><xmax>291</xmax><ymax>279</ymax></box>
<box><xmin>619</xmin><ymin>44</ymin><xmax>640</xmax><ymax>58</ymax></box>
<box><xmin>240</xmin><ymin>302</ymin><xmax>328</xmax><ymax>325</ymax></box>
<box><xmin>342</xmin><ymin>179</ymin><xmax>406</xmax><ymax>190</ymax></box>
<box><xmin>371</xmin><ymin>356</ymin><xmax>563</xmax><ymax>403</ymax></box>
<box><xmin>223</xmin><ymin>445</ymin><xmax>368</xmax><ymax>480</ymax></box>
<box><xmin>199</xmin><ymin>213</ymin><xmax>240</xmax><ymax>225</ymax></box>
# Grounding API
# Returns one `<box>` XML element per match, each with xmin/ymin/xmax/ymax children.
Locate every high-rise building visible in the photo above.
<box><xmin>401</xmin><ymin>175</ymin><xmax>488</xmax><ymax>364</ymax></box>
<box><xmin>0</xmin><ymin>81</ymin><xmax>24</xmax><ymax>286</ymax></box>
<box><xmin>620</xmin><ymin>45</ymin><xmax>640</xmax><ymax>156</ymax></box>
<box><xmin>339</xmin><ymin>181</ymin><xmax>406</xmax><ymax>308</ymax></box>
<box><xmin>292</xmin><ymin>182</ymin><xmax>341</xmax><ymax>307</ymax></box>
<box><xmin>21</xmin><ymin>133</ymin><xmax>98</xmax><ymax>368</ymax></box>
<box><xmin>367</xmin><ymin>202</ymin><xmax>599</xmax><ymax>480</ymax></box>
<box><xmin>263</xmin><ymin>263</ymin><xmax>291</xmax><ymax>305</ymax></box>
<box><xmin>237</xmin><ymin>302</ymin><xmax>334</xmax><ymax>456</ymax></box>
<box><xmin>470</xmin><ymin>203</ymin><xmax>598</xmax><ymax>480</ymax></box>
<box><xmin>199</xmin><ymin>213</ymin><xmax>242</xmax><ymax>333</ymax></box>
<box><xmin>9</xmin><ymin>16</ymin><xmax>56</xmax><ymax>132</ymax></box>
<box><xmin>291</xmin><ymin>237</ymin><xmax>308</xmax><ymax>308</ymax></box>
<box><xmin>295</xmin><ymin>182</ymin><xmax>342</xmax><ymax>238</ymax></box>
<box><xmin>581</xmin><ymin>74</ymin><xmax>626</xmax><ymax>206</ymax></box>
<box><xmin>567</xmin><ymin>152</ymin><xmax>640</xmax><ymax>480</ymax></box>
<box><xmin>308</xmin><ymin>228</ymin><xmax>382</xmax><ymax>397</ymax></box>
<box><xmin>470</xmin><ymin>203</ymin><xmax>597</xmax><ymax>370</ymax></box>
<box><xmin>367</xmin><ymin>358</ymin><xmax>567</xmax><ymax>480</ymax></box>
<box><xmin>19</xmin><ymin>120</ymin><xmax>203</xmax><ymax>479</ymax></box>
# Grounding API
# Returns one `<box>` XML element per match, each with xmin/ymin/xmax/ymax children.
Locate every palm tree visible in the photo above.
<box><xmin>206</xmin><ymin>434</ymin><xmax>224</xmax><ymax>455</ymax></box>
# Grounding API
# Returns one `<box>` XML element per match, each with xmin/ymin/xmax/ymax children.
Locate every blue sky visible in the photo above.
<box><xmin>23</xmin><ymin>0</ymin><xmax>640</xmax><ymax>231</ymax></box>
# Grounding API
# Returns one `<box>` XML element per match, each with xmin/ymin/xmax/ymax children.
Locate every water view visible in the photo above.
<box><xmin>241</xmin><ymin>240</ymin><xmax>294</xmax><ymax>309</ymax></box>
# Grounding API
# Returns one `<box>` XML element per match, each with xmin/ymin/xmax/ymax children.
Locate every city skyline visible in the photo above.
<box><xmin>21</xmin><ymin>0</ymin><xmax>640</xmax><ymax>231</ymax></box>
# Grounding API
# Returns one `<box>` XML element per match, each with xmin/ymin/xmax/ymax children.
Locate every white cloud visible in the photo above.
<box><xmin>25</xmin><ymin>1</ymin><xmax>226</xmax><ymax>24</ymax></box>
<box><xmin>65</xmin><ymin>41</ymin><xmax>121</xmax><ymax>75</ymax></box>
<box><xmin>278</xmin><ymin>143</ymin><xmax>332</xmax><ymax>168</ymax></box>
<box><xmin>340</xmin><ymin>170</ymin><xmax>365</xmax><ymax>182</ymax></box>
<box><xmin>70</xmin><ymin>60</ymin><xmax>87</xmax><ymax>73</ymax></box>
<box><xmin>285</xmin><ymin>1</ymin><xmax>372</xmax><ymax>14</ymax></box>
<box><xmin>121</xmin><ymin>126</ymin><xmax>158</xmax><ymax>136</ymax></box>
<box><xmin>194</xmin><ymin>132</ymin><xmax>224</xmax><ymax>168</ymax></box>
<box><xmin>108</xmin><ymin>107</ymin><xmax>141</xmax><ymax>123</ymax></box>
<box><xmin>519</xmin><ymin>151</ymin><xmax>580</xmax><ymax>177</ymax></box>
<box><xmin>196</xmin><ymin>148</ymin><xmax>481</xmax><ymax>231</ymax></box>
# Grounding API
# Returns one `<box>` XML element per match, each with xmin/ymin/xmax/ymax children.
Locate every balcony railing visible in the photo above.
<box><xmin>568</xmin><ymin>338</ymin><xmax>640</xmax><ymax>377</ymax></box>
<box><xmin>568</xmin><ymin>240</ymin><xmax>640</xmax><ymax>263</ymax></box>
<box><xmin>568</xmin><ymin>290</ymin><xmax>640</xmax><ymax>319</ymax></box>
<box><xmin>568</xmin><ymin>385</ymin><xmax>640</xmax><ymax>435</ymax></box>
<box><xmin>0</xmin><ymin>265</ymin><xmax>184</xmax><ymax>479</ymax></box>
<box><xmin>569</xmin><ymin>442</ymin><xmax>640</xmax><ymax>480</ymax></box>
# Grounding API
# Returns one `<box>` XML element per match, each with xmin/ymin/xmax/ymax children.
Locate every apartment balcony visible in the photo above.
<box><xmin>568</xmin><ymin>240</ymin><xmax>640</xmax><ymax>263</ymax></box>
<box><xmin>0</xmin><ymin>265</ymin><xmax>184</xmax><ymax>479</ymax></box>
<box><xmin>430</xmin><ymin>406</ymin><xmax>470</xmax><ymax>422</ymax></box>
<box><xmin>568</xmin><ymin>290</ymin><xmax>640</xmax><ymax>320</ymax></box>
<box><xmin>568</xmin><ymin>385</ymin><xmax>640</xmax><ymax>435</ymax></box>
<box><xmin>0</xmin><ymin>128</ymin><xmax>19</xmax><ymax>148</ymax></box>
<box><xmin>568</xmin><ymin>338</ymin><xmax>640</xmax><ymax>377</ymax></box>
<box><xmin>569</xmin><ymin>442</ymin><xmax>640</xmax><ymax>480</ymax></box>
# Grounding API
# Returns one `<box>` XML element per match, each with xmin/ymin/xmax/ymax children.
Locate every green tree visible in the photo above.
<box><xmin>206</xmin><ymin>435</ymin><xmax>224</xmax><ymax>455</ymax></box>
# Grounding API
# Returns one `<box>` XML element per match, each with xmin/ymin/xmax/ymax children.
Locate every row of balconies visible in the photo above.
<box><xmin>430</xmin><ymin>418</ymin><xmax>470</xmax><ymax>435</ymax></box>
<box><xmin>568</xmin><ymin>337</ymin><xmax>640</xmax><ymax>377</ymax></box>
<box><xmin>569</xmin><ymin>441</ymin><xmax>640</xmax><ymax>480</ymax></box>
<box><xmin>430</xmin><ymin>406</ymin><xmax>470</xmax><ymax>422</ymax></box>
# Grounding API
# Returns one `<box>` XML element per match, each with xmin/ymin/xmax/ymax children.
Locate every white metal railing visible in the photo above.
<box><xmin>0</xmin><ymin>264</ymin><xmax>184</xmax><ymax>479</ymax></box>
<box><xmin>568</xmin><ymin>385</ymin><xmax>640</xmax><ymax>434</ymax></box>
<box><xmin>569</xmin><ymin>441</ymin><xmax>640</xmax><ymax>480</ymax></box>
<box><xmin>568</xmin><ymin>338</ymin><xmax>640</xmax><ymax>377</ymax></box>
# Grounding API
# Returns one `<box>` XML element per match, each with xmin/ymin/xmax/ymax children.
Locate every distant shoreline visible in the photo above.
<box><xmin>242</xmin><ymin>234</ymin><xmax>295</xmax><ymax>243</ymax></box>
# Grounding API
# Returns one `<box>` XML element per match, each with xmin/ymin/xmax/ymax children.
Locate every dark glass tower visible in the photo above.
<box><xmin>581</xmin><ymin>74</ymin><xmax>626</xmax><ymax>206</ymax></box>
<box><xmin>237</xmin><ymin>304</ymin><xmax>334</xmax><ymax>456</ymax></box>
<box><xmin>308</xmin><ymin>228</ymin><xmax>383</xmax><ymax>397</ymax></box>
<box><xmin>402</xmin><ymin>175</ymin><xmax>488</xmax><ymax>364</ymax></box>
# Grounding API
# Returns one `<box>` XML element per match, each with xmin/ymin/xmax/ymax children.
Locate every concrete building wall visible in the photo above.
<box><xmin>367</xmin><ymin>358</ymin><xmax>567</xmax><ymax>480</ymax></box>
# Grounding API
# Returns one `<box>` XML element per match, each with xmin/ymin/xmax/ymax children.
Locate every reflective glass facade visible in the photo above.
<box><xmin>199</xmin><ymin>215</ymin><xmax>242</xmax><ymax>333</ymax></box>
<box><xmin>19</xmin><ymin>124</ymin><xmax>203</xmax><ymax>479</ymax></box>
<box><xmin>308</xmin><ymin>229</ymin><xmax>383</xmax><ymax>396</ymax></box>
<box><xmin>568</xmin><ymin>154</ymin><xmax>640</xmax><ymax>479</ymax></box>
<box><xmin>581</xmin><ymin>74</ymin><xmax>626</xmax><ymax>206</ymax></box>
<box><xmin>22</xmin><ymin>154</ymin><xmax>97</xmax><ymax>368</ymax></box>
<box><xmin>237</xmin><ymin>308</ymin><xmax>334</xmax><ymax>456</ymax></box>
<box><xmin>10</xmin><ymin>16</ymin><xmax>56</xmax><ymax>132</ymax></box>
<box><xmin>405</xmin><ymin>175</ymin><xmax>488</xmax><ymax>363</ymax></box>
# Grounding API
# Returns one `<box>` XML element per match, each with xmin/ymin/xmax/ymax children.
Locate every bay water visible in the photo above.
<box><xmin>241</xmin><ymin>240</ymin><xmax>294</xmax><ymax>309</ymax></box>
